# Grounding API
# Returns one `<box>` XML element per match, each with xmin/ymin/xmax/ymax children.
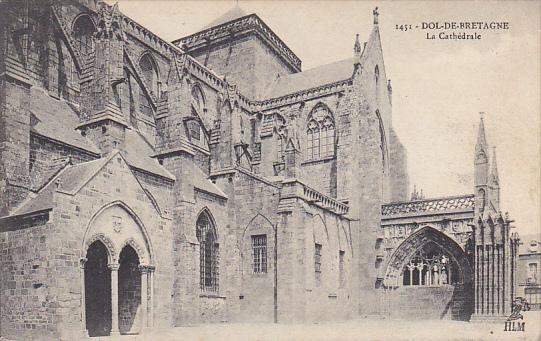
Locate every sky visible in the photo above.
<box><xmin>111</xmin><ymin>1</ymin><xmax>540</xmax><ymax>237</ymax></box>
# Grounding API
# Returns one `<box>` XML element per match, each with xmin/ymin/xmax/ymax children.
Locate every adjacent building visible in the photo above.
<box><xmin>517</xmin><ymin>235</ymin><xmax>541</xmax><ymax>310</ymax></box>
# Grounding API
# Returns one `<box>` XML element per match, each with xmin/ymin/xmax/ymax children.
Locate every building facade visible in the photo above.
<box><xmin>517</xmin><ymin>236</ymin><xmax>541</xmax><ymax>310</ymax></box>
<box><xmin>0</xmin><ymin>1</ymin><xmax>518</xmax><ymax>340</ymax></box>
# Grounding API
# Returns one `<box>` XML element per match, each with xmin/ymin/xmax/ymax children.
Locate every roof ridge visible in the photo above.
<box><xmin>384</xmin><ymin>193</ymin><xmax>475</xmax><ymax>206</ymax></box>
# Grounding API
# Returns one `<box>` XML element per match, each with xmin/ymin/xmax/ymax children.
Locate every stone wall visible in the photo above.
<box><xmin>0</xmin><ymin>78</ymin><xmax>31</xmax><ymax>215</ymax></box>
<box><xmin>192</xmin><ymin>35</ymin><xmax>293</xmax><ymax>100</ymax></box>
<box><xmin>382</xmin><ymin>284</ymin><xmax>473</xmax><ymax>320</ymax></box>
<box><xmin>0</xmin><ymin>219</ymin><xmax>58</xmax><ymax>341</ymax></box>
<box><xmin>230</xmin><ymin>170</ymin><xmax>281</xmax><ymax>323</ymax></box>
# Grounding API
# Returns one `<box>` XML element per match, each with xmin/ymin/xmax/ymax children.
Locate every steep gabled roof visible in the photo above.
<box><xmin>123</xmin><ymin>129</ymin><xmax>175</xmax><ymax>180</ymax></box>
<box><xmin>6</xmin><ymin>156</ymin><xmax>111</xmax><ymax>218</ymax></box>
<box><xmin>193</xmin><ymin>166</ymin><xmax>227</xmax><ymax>199</ymax></box>
<box><xmin>264</xmin><ymin>58</ymin><xmax>355</xmax><ymax>99</ymax></box>
<box><xmin>5</xmin><ymin>150</ymin><xmax>172</xmax><ymax>220</ymax></box>
<box><xmin>201</xmin><ymin>5</ymin><xmax>248</xmax><ymax>30</ymax></box>
<box><xmin>29</xmin><ymin>88</ymin><xmax>100</xmax><ymax>155</ymax></box>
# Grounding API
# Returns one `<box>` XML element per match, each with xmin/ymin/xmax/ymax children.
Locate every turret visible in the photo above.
<box><xmin>489</xmin><ymin>146</ymin><xmax>500</xmax><ymax>210</ymax></box>
<box><xmin>474</xmin><ymin>113</ymin><xmax>489</xmax><ymax>217</ymax></box>
<box><xmin>78</xmin><ymin>2</ymin><xmax>127</xmax><ymax>155</ymax></box>
<box><xmin>354</xmin><ymin>34</ymin><xmax>362</xmax><ymax>59</ymax></box>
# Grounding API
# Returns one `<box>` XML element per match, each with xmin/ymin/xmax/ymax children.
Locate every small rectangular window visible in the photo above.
<box><xmin>339</xmin><ymin>250</ymin><xmax>345</xmax><ymax>288</ymax></box>
<box><xmin>315</xmin><ymin>243</ymin><xmax>322</xmax><ymax>284</ymax></box>
<box><xmin>252</xmin><ymin>234</ymin><xmax>267</xmax><ymax>274</ymax></box>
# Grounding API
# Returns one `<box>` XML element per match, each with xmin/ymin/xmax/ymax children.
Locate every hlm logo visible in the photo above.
<box><xmin>504</xmin><ymin>297</ymin><xmax>530</xmax><ymax>332</ymax></box>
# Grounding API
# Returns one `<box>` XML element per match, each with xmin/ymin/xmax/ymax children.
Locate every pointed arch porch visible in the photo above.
<box><xmin>80</xmin><ymin>201</ymin><xmax>156</xmax><ymax>336</ymax></box>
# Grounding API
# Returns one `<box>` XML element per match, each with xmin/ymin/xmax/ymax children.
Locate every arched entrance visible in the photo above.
<box><xmin>81</xmin><ymin>202</ymin><xmax>155</xmax><ymax>336</ymax></box>
<box><xmin>85</xmin><ymin>241</ymin><xmax>112</xmax><ymax>337</ymax></box>
<box><xmin>383</xmin><ymin>226</ymin><xmax>474</xmax><ymax>320</ymax></box>
<box><xmin>118</xmin><ymin>245</ymin><xmax>141</xmax><ymax>334</ymax></box>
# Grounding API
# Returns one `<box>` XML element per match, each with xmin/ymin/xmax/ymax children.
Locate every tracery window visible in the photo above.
<box><xmin>306</xmin><ymin>105</ymin><xmax>335</xmax><ymax>160</ymax></box>
<box><xmin>251</xmin><ymin>234</ymin><xmax>267</xmax><ymax>274</ymax></box>
<box><xmin>196</xmin><ymin>212</ymin><xmax>219</xmax><ymax>292</ymax></box>
<box><xmin>139</xmin><ymin>53</ymin><xmax>159</xmax><ymax>97</ymax></box>
<box><xmin>402</xmin><ymin>249</ymin><xmax>459</xmax><ymax>286</ymax></box>
<box><xmin>73</xmin><ymin>15</ymin><xmax>95</xmax><ymax>54</ymax></box>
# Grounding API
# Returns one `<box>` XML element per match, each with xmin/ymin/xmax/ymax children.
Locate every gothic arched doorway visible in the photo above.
<box><xmin>383</xmin><ymin>226</ymin><xmax>474</xmax><ymax>321</ymax></box>
<box><xmin>85</xmin><ymin>241</ymin><xmax>112</xmax><ymax>337</ymax></box>
<box><xmin>81</xmin><ymin>202</ymin><xmax>155</xmax><ymax>336</ymax></box>
<box><xmin>118</xmin><ymin>245</ymin><xmax>141</xmax><ymax>334</ymax></box>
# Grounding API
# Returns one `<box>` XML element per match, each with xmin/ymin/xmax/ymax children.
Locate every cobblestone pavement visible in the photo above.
<box><xmin>80</xmin><ymin>311</ymin><xmax>541</xmax><ymax>341</ymax></box>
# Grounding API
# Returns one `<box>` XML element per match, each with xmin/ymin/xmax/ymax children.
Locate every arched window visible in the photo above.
<box><xmin>478</xmin><ymin>188</ymin><xmax>486</xmax><ymax>215</ymax></box>
<box><xmin>196</xmin><ymin>211</ymin><xmax>219</xmax><ymax>292</ymax></box>
<box><xmin>139</xmin><ymin>53</ymin><xmax>159</xmax><ymax>97</ymax></box>
<box><xmin>191</xmin><ymin>85</ymin><xmax>205</xmax><ymax>115</ymax></box>
<box><xmin>306</xmin><ymin>105</ymin><xmax>335</xmax><ymax>160</ymax></box>
<box><xmin>72</xmin><ymin>15</ymin><xmax>95</xmax><ymax>54</ymax></box>
<box><xmin>375</xmin><ymin>65</ymin><xmax>380</xmax><ymax>84</ymax></box>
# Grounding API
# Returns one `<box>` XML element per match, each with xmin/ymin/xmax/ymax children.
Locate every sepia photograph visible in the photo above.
<box><xmin>0</xmin><ymin>0</ymin><xmax>539</xmax><ymax>340</ymax></box>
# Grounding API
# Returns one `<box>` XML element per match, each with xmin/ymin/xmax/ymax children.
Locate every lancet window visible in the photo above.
<box><xmin>139</xmin><ymin>53</ymin><xmax>160</xmax><ymax>97</ymax></box>
<box><xmin>73</xmin><ymin>15</ymin><xmax>95</xmax><ymax>54</ymax></box>
<box><xmin>196</xmin><ymin>211</ymin><xmax>219</xmax><ymax>292</ymax></box>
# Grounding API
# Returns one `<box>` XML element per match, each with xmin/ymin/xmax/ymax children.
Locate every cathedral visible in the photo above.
<box><xmin>0</xmin><ymin>1</ymin><xmax>519</xmax><ymax>340</ymax></box>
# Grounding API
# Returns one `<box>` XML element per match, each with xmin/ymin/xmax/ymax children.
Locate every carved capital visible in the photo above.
<box><xmin>108</xmin><ymin>263</ymin><xmax>120</xmax><ymax>271</ymax></box>
<box><xmin>79</xmin><ymin>257</ymin><xmax>88</xmax><ymax>269</ymax></box>
<box><xmin>138</xmin><ymin>265</ymin><xmax>150</xmax><ymax>273</ymax></box>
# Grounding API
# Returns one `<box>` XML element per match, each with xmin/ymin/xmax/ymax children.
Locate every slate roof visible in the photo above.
<box><xmin>382</xmin><ymin>194</ymin><xmax>475</xmax><ymax>217</ymax></box>
<box><xmin>9</xmin><ymin>182</ymin><xmax>56</xmax><ymax>217</ymax></box>
<box><xmin>123</xmin><ymin>129</ymin><xmax>175</xmax><ymax>180</ymax></box>
<box><xmin>193</xmin><ymin>165</ymin><xmax>227</xmax><ymax>199</ymax></box>
<box><xmin>7</xmin><ymin>156</ymin><xmax>110</xmax><ymax>217</ymax></box>
<box><xmin>265</xmin><ymin>58</ymin><xmax>355</xmax><ymax>99</ymax></box>
<box><xmin>29</xmin><ymin>88</ymin><xmax>100</xmax><ymax>154</ymax></box>
<box><xmin>55</xmin><ymin>157</ymin><xmax>112</xmax><ymax>194</ymax></box>
<box><xmin>201</xmin><ymin>5</ymin><xmax>248</xmax><ymax>31</ymax></box>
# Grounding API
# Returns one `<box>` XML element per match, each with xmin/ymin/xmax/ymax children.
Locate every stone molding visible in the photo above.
<box><xmin>173</xmin><ymin>14</ymin><xmax>301</xmax><ymax>72</ymax></box>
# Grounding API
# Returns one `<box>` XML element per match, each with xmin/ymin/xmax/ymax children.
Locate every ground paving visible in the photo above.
<box><xmin>89</xmin><ymin>311</ymin><xmax>540</xmax><ymax>341</ymax></box>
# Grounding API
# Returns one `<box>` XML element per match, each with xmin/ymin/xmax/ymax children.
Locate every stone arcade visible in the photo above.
<box><xmin>0</xmin><ymin>2</ymin><xmax>518</xmax><ymax>340</ymax></box>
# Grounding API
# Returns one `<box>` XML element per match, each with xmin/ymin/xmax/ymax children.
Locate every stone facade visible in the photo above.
<box><xmin>517</xmin><ymin>236</ymin><xmax>541</xmax><ymax>310</ymax></box>
<box><xmin>0</xmin><ymin>2</ymin><xmax>517</xmax><ymax>340</ymax></box>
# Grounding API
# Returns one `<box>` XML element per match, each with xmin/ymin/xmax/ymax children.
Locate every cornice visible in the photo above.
<box><xmin>256</xmin><ymin>79</ymin><xmax>351</xmax><ymax>112</ymax></box>
<box><xmin>173</xmin><ymin>14</ymin><xmax>301</xmax><ymax>72</ymax></box>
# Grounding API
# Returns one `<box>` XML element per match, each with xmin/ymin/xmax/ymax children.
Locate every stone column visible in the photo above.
<box><xmin>109</xmin><ymin>263</ymin><xmax>120</xmax><ymax>336</ymax></box>
<box><xmin>139</xmin><ymin>265</ymin><xmax>149</xmax><ymax>332</ymax></box>
<box><xmin>80</xmin><ymin>258</ymin><xmax>89</xmax><ymax>337</ymax></box>
<box><xmin>148</xmin><ymin>265</ymin><xmax>156</xmax><ymax>328</ymax></box>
